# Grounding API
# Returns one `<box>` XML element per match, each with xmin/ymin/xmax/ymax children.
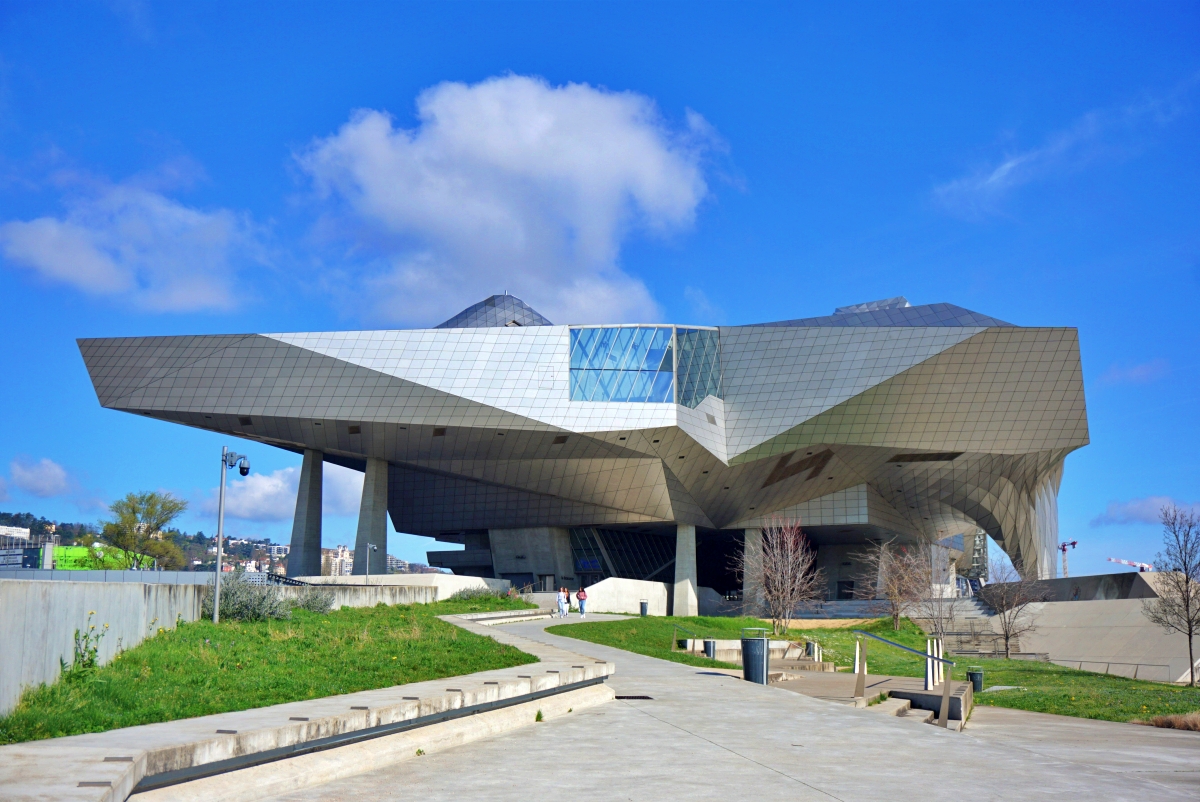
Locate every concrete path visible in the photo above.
<box><xmin>262</xmin><ymin>616</ymin><xmax>1200</xmax><ymax>801</ymax></box>
<box><xmin>964</xmin><ymin>705</ymin><xmax>1200</xmax><ymax>794</ymax></box>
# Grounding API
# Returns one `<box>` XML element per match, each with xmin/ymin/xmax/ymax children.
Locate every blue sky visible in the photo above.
<box><xmin>0</xmin><ymin>1</ymin><xmax>1196</xmax><ymax>573</ymax></box>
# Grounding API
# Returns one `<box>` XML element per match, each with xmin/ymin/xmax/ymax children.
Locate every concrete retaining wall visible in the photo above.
<box><xmin>297</xmin><ymin>573</ymin><xmax>508</xmax><ymax>597</ymax></box>
<box><xmin>280</xmin><ymin>584</ymin><xmax>435</xmax><ymax>609</ymax></box>
<box><xmin>0</xmin><ymin>569</ymin><xmax>214</xmax><ymax>584</ymax></box>
<box><xmin>0</xmin><ymin>580</ymin><xmax>206</xmax><ymax>716</ymax></box>
<box><xmin>1018</xmin><ymin>599</ymin><xmax>1198</xmax><ymax>683</ymax></box>
<box><xmin>581</xmin><ymin>577</ymin><xmax>668</xmax><ymax>615</ymax></box>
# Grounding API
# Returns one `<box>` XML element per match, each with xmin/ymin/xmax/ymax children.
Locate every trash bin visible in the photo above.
<box><xmin>704</xmin><ymin>639</ymin><xmax>716</xmax><ymax>659</ymax></box>
<box><xmin>639</xmin><ymin>599</ymin><xmax>649</xmax><ymax>617</ymax></box>
<box><xmin>741</xmin><ymin>627</ymin><xmax>770</xmax><ymax>685</ymax></box>
<box><xmin>967</xmin><ymin>667</ymin><xmax>984</xmax><ymax>693</ymax></box>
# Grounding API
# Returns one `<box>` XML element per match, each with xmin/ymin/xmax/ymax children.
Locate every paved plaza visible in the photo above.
<box><xmin>261</xmin><ymin>616</ymin><xmax>1200</xmax><ymax>801</ymax></box>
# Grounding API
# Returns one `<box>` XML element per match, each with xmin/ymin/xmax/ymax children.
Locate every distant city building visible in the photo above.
<box><xmin>386</xmin><ymin>554</ymin><xmax>406</xmax><ymax>573</ymax></box>
<box><xmin>268</xmin><ymin>544</ymin><xmax>290</xmax><ymax>558</ymax></box>
<box><xmin>321</xmin><ymin>545</ymin><xmax>353</xmax><ymax>576</ymax></box>
<box><xmin>0</xmin><ymin>526</ymin><xmax>31</xmax><ymax>541</ymax></box>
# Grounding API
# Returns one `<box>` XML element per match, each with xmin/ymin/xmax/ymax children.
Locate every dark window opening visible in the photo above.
<box><xmin>238</xmin><ymin>417</ymin><xmax>253</xmax><ymax>426</ymax></box>
<box><xmin>552</xmin><ymin>435</ymin><xmax>568</xmax><ymax>444</ymax></box>
<box><xmin>433</xmin><ymin>428</ymin><xmax>446</xmax><ymax>437</ymax></box>
<box><xmin>348</xmin><ymin>425</ymin><xmax>361</xmax><ymax>434</ymax></box>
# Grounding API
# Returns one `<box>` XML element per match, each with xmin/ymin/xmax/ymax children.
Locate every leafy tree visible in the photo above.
<box><xmin>1143</xmin><ymin>504</ymin><xmax>1200</xmax><ymax>687</ymax></box>
<box><xmin>100</xmin><ymin>492</ymin><xmax>189</xmax><ymax>570</ymax></box>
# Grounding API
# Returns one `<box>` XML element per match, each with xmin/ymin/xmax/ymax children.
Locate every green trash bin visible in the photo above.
<box><xmin>966</xmin><ymin>666</ymin><xmax>984</xmax><ymax>692</ymax></box>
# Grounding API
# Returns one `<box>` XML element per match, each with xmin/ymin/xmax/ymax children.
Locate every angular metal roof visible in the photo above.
<box><xmin>436</xmin><ymin>295</ymin><xmax>553</xmax><ymax>329</ymax></box>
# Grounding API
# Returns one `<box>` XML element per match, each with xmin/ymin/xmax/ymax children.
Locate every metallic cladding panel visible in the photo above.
<box><xmin>78</xmin><ymin>311</ymin><xmax>1088</xmax><ymax>579</ymax></box>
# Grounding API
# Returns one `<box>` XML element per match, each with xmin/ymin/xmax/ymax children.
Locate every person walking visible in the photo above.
<box><xmin>557</xmin><ymin>586</ymin><xmax>568</xmax><ymax>618</ymax></box>
<box><xmin>576</xmin><ymin>586</ymin><xmax>587</xmax><ymax>618</ymax></box>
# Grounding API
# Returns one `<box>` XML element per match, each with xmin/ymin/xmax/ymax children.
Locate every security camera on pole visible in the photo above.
<box><xmin>213</xmin><ymin>446</ymin><xmax>250</xmax><ymax>624</ymax></box>
<box><xmin>365</xmin><ymin>543</ymin><xmax>378</xmax><ymax>585</ymax></box>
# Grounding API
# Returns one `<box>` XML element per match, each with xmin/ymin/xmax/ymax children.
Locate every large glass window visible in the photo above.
<box><xmin>569</xmin><ymin>325</ymin><xmax>721</xmax><ymax>406</ymax></box>
<box><xmin>676</xmin><ymin>328</ymin><xmax>721</xmax><ymax>408</ymax></box>
<box><xmin>569</xmin><ymin>326</ymin><xmax>675</xmax><ymax>403</ymax></box>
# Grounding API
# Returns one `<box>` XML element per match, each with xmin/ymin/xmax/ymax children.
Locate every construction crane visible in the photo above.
<box><xmin>1059</xmin><ymin>540</ymin><xmax>1078</xmax><ymax>577</ymax></box>
<box><xmin>1108</xmin><ymin>557</ymin><xmax>1154</xmax><ymax>572</ymax></box>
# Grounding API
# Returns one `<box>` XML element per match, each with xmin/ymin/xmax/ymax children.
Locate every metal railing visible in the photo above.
<box><xmin>852</xmin><ymin>630</ymin><xmax>957</xmax><ymax>728</ymax></box>
<box><xmin>670</xmin><ymin>623</ymin><xmax>705</xmax><ymax>654</ymax></box>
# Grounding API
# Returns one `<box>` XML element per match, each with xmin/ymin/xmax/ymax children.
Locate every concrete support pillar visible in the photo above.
<box><xmin>353</xmin><ymin>457</ymin><xmax>389</xmax><ymax>576</ymax></box>
<box><xmin>742</xmin><ymin>526</ymin><xmax>763</xmax><ymax>616</ymax></box>
<box><xmin>287</xmin><ymin>449</ymin><xmax>323</xmax><ymax>578</ymax></box>
<box><xmin>672</xmin><ymin>523</ymin><xmax>698</xmax><ymax>617</ymax></box>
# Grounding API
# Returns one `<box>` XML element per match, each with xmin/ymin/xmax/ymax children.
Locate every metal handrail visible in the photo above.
<box><xmin>670</xmin><ymin>623</ymin><xmax>705</xmax><ymax>652</ymax></box>
<box><xmin>851</xmin><ymin>630</ymin><xmax>958</xmax><ymax>729</ymax></box>
<box><xmin>852</xmin><ymin>630</ymin><xmax>955</xmax><ymax>665</ymax></box>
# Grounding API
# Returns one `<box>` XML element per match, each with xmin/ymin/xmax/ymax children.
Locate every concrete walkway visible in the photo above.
<box><xmin>262</xmin><ymin>615</ymin><xmax>1199</xmax><ymax>801</ymax></box>
<box><xmin>964</xmin><ymin>705</ymin><xmax>1200</xmax><ymax>794</ymax></box>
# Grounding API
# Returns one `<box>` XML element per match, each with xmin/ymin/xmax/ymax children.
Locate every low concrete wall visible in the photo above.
<box><xmin>0</xmin><ymin>569</ymin><xmax>214</xmax><ymax>584</ymax></box>
<box><xmin>993</xmin><ymin>571</ymin><xmax>1159</xmax><ymax>603</ymax></box>
<box><xmin>0</xmin><ymin>580</ymin><xmax>206</xmax><ymax>716</ymax></box>
<box><xmin>280</xmin><ymin>584</ymin><xmax>435</xmax><ymax>609</ymax></box>
<box><xmin>582</xmin><ymin>577</ymin><xmax>668</xmax><ymax>615</ymax></box>
<box><xmin>297</xmin><ymin>573</ymin><xmax>509</xmax><ymax>598</ymax></box>
<box><xmin>1018</xmin><ymin>599</ymin><xmax>1197</xmax><ymax>683</ymax></box>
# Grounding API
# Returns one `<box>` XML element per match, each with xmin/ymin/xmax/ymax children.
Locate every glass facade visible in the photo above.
<box><xmin>676</xmin><ymin>328</ymin><xmax>721</xmax><ymax>409</ymax></box>
<box><xmin>569</xmin><ymin>325</ymin><xmax>721</xmax><ymax>406</ymax></box>
<box><xmin>569</xmin><ymin>326</ymin><xmax>675</xmax><ymax>403</ymax></box>
<box><xmin>570</xmin><ymin>527</ymin><xmax>677</xmax><ymax>582</ymax></box>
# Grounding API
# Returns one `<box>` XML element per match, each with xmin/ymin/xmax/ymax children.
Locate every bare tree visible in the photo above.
<box><xmin>852</xmin><ymin>540</ymin><xmax>926</xmax><ymax>631</ymax></box>
<box><xmin>1142</xmin><ymin>504</ymin><xmax>1200</xmax><ymax>687</ymax></box>
<box><xmin>733</xmin><ymin>517</ymin><xmax>824</xmax><ymax>635</ymax></box>
<box><xmin>977</xmin><ymin>557</ymin><xmax>1048</xmax><ymax>658</ymax></box>
<box><xmin>907</xmin><ymin>542</ymin><xmax>963</xmax><ymax>642</ymax></box>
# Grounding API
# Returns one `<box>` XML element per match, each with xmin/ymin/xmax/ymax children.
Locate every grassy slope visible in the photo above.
<box><xmin>0</xmin><ymin>596</ymin><xmax>537</xmax><ymax>744</ymax></box>
<box><xmin>550</xmin><ymin>615</ymin><xmax>1200</xmax><ymax>723</ymax></box>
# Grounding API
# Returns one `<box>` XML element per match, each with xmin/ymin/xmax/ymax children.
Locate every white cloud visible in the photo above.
<box><xmin>299</xmin><ymin>74</ymin><xmax>717</xmax><ymax>325</ymax></box>
<box><xmin>208</xmin><ymin>463</ymin><xmax>364</xmax><ymax>522</ymax></box>
<box><xmin>934</xmin><ymin>82</ymin><xmax>1193</xmax><ymax>218</ymax></box>
<box><xmin>1098</xmin><ymin>358</ymin><xmax>1170</xmax><ymax>386</ymax></box>
<box><xmin>0</xmin><ymin>180</ymin><xmax>262</xmax><ymax>311</ymax></box>
<box><xmin>9</xmin><ymin>457</ymin><xmax>71</xmax><ymax>498</ymax></box>
<box><xmin>324</xmin><ymin>464</ymin><xmax>365</xmax><ymax>516</ymax></box>
<box><xmin>1090</xmin><ymin>496</ymin><xmax>1200</xmax><ymax>527</ymax></box>
<box><xmin>683</xmin><ymin>286</ymin><xmax>723</xmax><ymax>324</ymax></box>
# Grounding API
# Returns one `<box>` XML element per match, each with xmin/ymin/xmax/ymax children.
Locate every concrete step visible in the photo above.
<box><xmin>865</xmin><ymin>697</ymin><xmax>911</xmax><ymax>716</ymax></box>
<box><xmin>900</xmin><ymin>707</ymin><xmax>935</xmax><ymax>724</ymax></box>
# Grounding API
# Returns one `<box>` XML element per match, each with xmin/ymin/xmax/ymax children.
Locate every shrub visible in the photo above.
<box><xmin>1136</xmin><ymin>712</ymin><xmax>1200</xmax><ymax>731</ymax></box>
<box><xmin>449</xmin><ymin>586</ymin><xmax>506</xmax><ymax>601</ymax></box>
<box><xmin>292</xmin><ymin>585</ymin><xmax>336</xmax><ymax>614</ymax></box>
<box><xmin>201</xmin><ymin>574</ymin><xmax>292</xmax><ymax>621</ymax></box>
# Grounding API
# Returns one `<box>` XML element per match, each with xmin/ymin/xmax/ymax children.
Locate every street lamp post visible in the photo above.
<box><xmin>213</xmin><ymin>446</ymin><xmax>250</xmax><ymax>624</ymax></box>
<box><xmin>365</xmin><ymin>543</ymin><xmax>378</xmax><ymax>586</ymax></box>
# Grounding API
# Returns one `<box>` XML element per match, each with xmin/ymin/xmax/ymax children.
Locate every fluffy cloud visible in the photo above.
<box><xmin>1090</xmin><ymin>496</ymin><xmax>1200</xmax><ymax>527</ymax></box>
<box><xmin>9</xmin><ymin>457</ymin><xmax>71</xmax><ymax>498</ymax></box>
<box><xmin>0</xmin><ymin>181</ymin><xmax>262</xmax><ymax>311</ymax></box>
<box><xmin>1098</xmin><ymin>358</ymin><xmax>1169</xmax><ymax>386</ymax></box>
<box><xmin>299</xmin><ymin>75</ymin><xmax>716</xmax><ymax>324</ymax></box>
<box><xmin>210</xmin><ymin>463</ymin><xmax>364</xmax><ymax>522</ymax></box>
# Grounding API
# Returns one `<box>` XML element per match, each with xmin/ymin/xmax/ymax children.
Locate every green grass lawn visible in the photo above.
<box><xmin>549</xmin><ymin>615</ymin><xmax>1200</xmax><ymax>724</ymax></box>
<box><xmin>0</xmin><ymin>596</ymin><xmax>537</xmax><ymax>745</ymax></box>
